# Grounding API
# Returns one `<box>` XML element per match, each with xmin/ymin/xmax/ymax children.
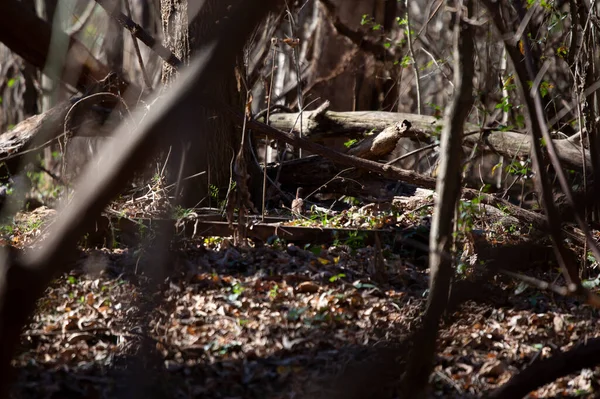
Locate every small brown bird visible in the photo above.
<box><xmin>291</xmin><ymin>187</ymin><xmax>305</xmax><ymax>217</ymax></box>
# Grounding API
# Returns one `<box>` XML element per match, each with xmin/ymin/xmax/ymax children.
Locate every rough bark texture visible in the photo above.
<box><xmin>161</xmin><ymin>0</ymin><xmax>259</xmax><ymax>206</ymax></box>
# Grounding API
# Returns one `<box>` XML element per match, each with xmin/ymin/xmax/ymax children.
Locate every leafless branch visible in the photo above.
<box><xmin>94</xmin><ymin>0</ymin><xmax>183</xmax><ymax>70</ymax></box>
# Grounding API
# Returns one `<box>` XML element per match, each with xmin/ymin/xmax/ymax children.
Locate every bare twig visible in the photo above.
<box><xmin>123</xmin><ymin>0</ymin><xmax>153</xmax><ymax>90</ymax></box>
<box><xmin>485</xmin><ymin>0</ymin><xmax>600</xmax><ymax>292</ymax></box>
<box><xmin>284</xmin><ymin>4</ymin><xmax>305</xmax><ymax>158</ymax></box>
<box><xmin>400</xmin><ymin>2</ymin><xmax>475</xmax><ymax>395</ymax></box>
<box><xmin>405</xmin><ymin>0</ymin><xmax>422</xmax><ymax>115</ymax></box>
<box><xmin>263</xmin><ymin>40</ymin><xmax>280</xmax><ymax>220</ymax></box>
<box><xmin>94</xmin><ymin>0</ymin><xmax>183</xmax><ymax>70</ymax></box>
<box><xmin>66</xmin><ymin>1</ymin><xmax>97</xmax><ymax>36</ymax></box>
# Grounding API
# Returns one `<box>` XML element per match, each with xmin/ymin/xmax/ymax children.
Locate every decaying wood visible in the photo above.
<box><xmin>93</xmin><ymin>215</ymin><xmax>390</xmax><ymax>246</ymax></box>
<box><xmin>240</xmin><ymin>112</ymin><xmax>558</xmax><ymax>237</ymax></box>
<box><xmin>267</xmin><ymin>110</ymin><xmax>589</xmax><ymax>170</ymax></box>
<box><xmin>267</xmin><ymin>109</ymin><xmax>437</xmax><ymax>139</ymax></box>
<box><xmin>346</xmin><ymin>120</ymin><xmax>412</xmax><ymax>160</ymax></box>
<box><xmin>0</xmin><ymin>103</ymin><xmax>71</xmax><ymax>172</ymax></box>
<box><xmin>0</xmin><ymin>0</ymin><xmax>142</xmax><ymax>174</ymax></box>
<box><xmin>0</xmin><ymin>90</ymin><xmax>125</xmax><ymax>174</ymax></box>
<box><xmin>0</xmin><ymin>1</ymin><xmax>280</xmax><ymax>396</ymax></box>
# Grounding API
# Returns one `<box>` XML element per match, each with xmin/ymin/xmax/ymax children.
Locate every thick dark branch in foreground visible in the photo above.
<box><xmin>0</xmin><ymin>1</ymin><xmax>281</xmax><ymax>396</ymax></box>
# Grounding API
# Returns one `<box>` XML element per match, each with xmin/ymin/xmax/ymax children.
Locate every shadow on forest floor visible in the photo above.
<box><xmin>8</xmin><ymin>222</ymin><xmax>600</xmax><ymax>398</ymax></box>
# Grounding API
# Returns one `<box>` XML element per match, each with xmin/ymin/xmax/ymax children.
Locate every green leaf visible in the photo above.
<box><xmin>352</xmin><ymin>280</ymin><xmax>378</xmax><ymax>290</ymax></box>
<box><xmin>400</xmin><ymin>55</ymin><xmax>412</xmax><ymax>68</ymax></box>
<box><xmin>344</xmin><ymin>138</ymin><xmax>358</xmax><ymax>148</ymax></box>
<box><xmin>329</xmin><ymin>273</ymin><xmax>346</xmax><ymax>283</ymax></box>
<box><xmin>582</xmin><ymin>277</ymin><xmax>600</xmax><ymax>289</ymax></box>
<box><xmin>7</xmin><ymin>78</ymin><xmax>15</xmax><ymax>88</ymax></box>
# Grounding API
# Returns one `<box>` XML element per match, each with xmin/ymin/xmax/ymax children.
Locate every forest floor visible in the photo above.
<box><xmin>5</xmin><ymin>195</ymin><xmax>600</xmax><ymax>399</ymax></box>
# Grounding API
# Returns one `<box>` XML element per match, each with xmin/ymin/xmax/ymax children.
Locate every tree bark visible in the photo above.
<box><xmin>160</xmin><ymin>0</ymin><xmax>261</xmax><ymax>206</ymax></box>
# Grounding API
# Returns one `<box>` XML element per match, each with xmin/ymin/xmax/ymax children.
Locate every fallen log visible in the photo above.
<box><xmin>346</xmin><ymin>120</ymin><xmax>412</xmax><ymax>160</ymax></box>
<box><xmin>0</xmin><ymin>1</ymin><xmax>143</xmax><ymax>175</ymax></box>
<box><xmin>0</xmin><ymin>103</ymin><xmax>70</xmax><ymax>172</ymax></box>
<box><xmin>267</xmin><ymin>110</ymin><xmax>589</xmax><ymax>171</ymax></box>
<box><xmin>0</xmin><ymin>94</ymin><xmax>123</xmax><ymax>174</ymax></box>
<box><xmin>229</xmin><ymin>109</ymin><xmax>554</xmax><ymax>233</ymax></box>
<box><xmin>489</xmin><ymin>337</ymin><xmax>600</xmax><ymax>399</ymax></box>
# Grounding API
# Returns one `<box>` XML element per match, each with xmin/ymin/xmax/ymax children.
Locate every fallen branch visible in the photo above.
<box><xmin>0</xmin><ymin>0</ymin><xmax>142</xmax><ymax>174</ymax></box>
<box><xmin>0</xmin><ymin>89</ymin><xmax>125</xmax><ymax>173</ymax></box>
<box><xmin>0</xmin><ymin>102</ymin><xmax>71</xmax><ymax>173</ymax></box>
<box><xmin>230</xmin><ymin>110</ymin><xmax>552</xmax><ymax>233</ymax></box>
<box><xmin>267</xmin><ymin>110</ymin><xmax>589</xmax><ymax>170</ymax></box>
<box><xmin>489</xmin><ymin>337</ymin><xmax>600</xmax><ymax>399</ymax></box>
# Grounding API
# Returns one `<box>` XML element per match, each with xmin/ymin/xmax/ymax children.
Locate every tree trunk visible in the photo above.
<box><xmin>161</xmin><ymin>0</ymin><xmax>258</xmax><ymax>206</ymax></box>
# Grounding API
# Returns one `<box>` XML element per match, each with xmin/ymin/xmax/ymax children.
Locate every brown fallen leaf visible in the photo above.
<box><xmin>478</xmin><ymin>360</ymin><xmax>506</xmax><ymax>378</ymax></box>
<box><xmin>296</xmin><ymin>281</ymin><xmax>320</xmax><ymax>294</ymax></box>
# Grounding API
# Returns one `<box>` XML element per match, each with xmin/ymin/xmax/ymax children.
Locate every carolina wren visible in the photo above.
<box><xmin>291</xmin><ymin>187</ymin><xmax>305</xmax><ymax>217</ymax></box>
